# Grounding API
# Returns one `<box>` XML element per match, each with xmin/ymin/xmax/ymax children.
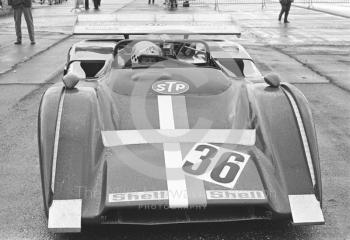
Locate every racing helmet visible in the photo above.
<box><xmin>131</xmin><ymin>41</ymin><xmax>162</xmax><ymax>64</ymax></box>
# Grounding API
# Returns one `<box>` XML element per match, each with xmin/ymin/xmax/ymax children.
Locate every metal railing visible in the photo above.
<box><xmin>177</xmin><ymin>0</ymin><xmax>350</xmax><ymax>9</ymax></box>
<box><xmin>294</xmin><ymin>0</ymin><xmax>350</xmax><ymax>2</ymax></box>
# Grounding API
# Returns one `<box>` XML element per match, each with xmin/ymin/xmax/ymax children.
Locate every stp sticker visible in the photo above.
<box><xmin>152</xmin><ymin>80</ymin><xmax>189</xmax><ymax>95</ymax></box>
<box><xmin>182</xmin><ymin>143</ymin><xmax>250</xmax><ymax>189</ymax></box>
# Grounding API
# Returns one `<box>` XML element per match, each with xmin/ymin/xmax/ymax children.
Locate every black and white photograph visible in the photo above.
<box><xmin>0</xmin><ymin>0</ymin><xmax>349</xmax><ymax>239</ymax></box>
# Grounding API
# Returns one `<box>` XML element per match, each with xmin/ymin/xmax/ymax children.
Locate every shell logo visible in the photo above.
<box><xmin>152</xmin><ymin>80</ymin><xmax>190</xmax><ymax>95</ymax></box>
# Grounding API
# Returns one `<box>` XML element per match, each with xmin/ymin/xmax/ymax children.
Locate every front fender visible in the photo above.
<box><xmin>38</xmin><ymin>85</ymin><xmax>105</xmax><ymax>217</ymax></box>
<box><xmin>281</xmin><ymin>83</ymin><xmax>322</xmax><ymax>205</ymax></box>
<box><xmin>247</xmin><ymin>82</ymin><xmax>322</xmax><ymax>209</ymax></box>
<box><xmin>38</xmin><ymin>86</ymin><xmax>64</xmax><ymax>215</ymax></box>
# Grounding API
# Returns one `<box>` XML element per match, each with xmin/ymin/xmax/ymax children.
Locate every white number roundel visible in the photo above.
<box><xmin>152</xmin><ymin>80</ymin><xmax>189</xmax><ymax>95</ymax></box>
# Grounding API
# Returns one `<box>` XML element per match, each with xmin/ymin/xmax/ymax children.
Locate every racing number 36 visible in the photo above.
<box><xmin>182</xmin><ymin>144</ymin><xmax>250</xmax><ymax>188</ymax></box>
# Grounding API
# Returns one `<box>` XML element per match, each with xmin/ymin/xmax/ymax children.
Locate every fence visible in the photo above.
<box><xmin>0</xmin><ymin>0</ymin><xmax>11</xmax><ymax>16</ymax></box>
<box><xmin>177</xmin><ymin>0</ymin><xmax>350</xmax><ymax>9</ymax></box>
<box><xmin>293</xmin><ymin>0</ymin><xmax>350</xmax><ymax>2</ymax></box>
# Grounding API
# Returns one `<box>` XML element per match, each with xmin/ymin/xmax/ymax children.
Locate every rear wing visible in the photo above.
<box><xmin>73</xmin><ymin>14</ymin><xmax>241</xmax><ymax>37</ymax></box>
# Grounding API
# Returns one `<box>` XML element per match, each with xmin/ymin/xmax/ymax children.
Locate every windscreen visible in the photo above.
<box><xmin>114</xmin><ymin>39</ymin><xmax>211</xmax><ymax>69</ymax></box>
<box><xmin>216</xmin><ymin>58</ymin><xmax>262</xmax><ymax>78</ymax></box>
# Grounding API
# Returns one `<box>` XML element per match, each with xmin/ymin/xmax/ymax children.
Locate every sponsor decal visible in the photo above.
<box><xmin>206</xmin><ymin>190</ymin><xmax>265</xmax><ymax>200</ymax></box>
<box><xmin>182</xmin><ymin>143</ymin><xmax>250</xmax><ymax>189</ymax></box>
<box><xmin>109</xmin><ymin>190</ymin><xmax>265</xmax><ymax>203</ymax></box>
<box><xmin>109</xmin><ymin>191</ymin><xmax>169</xmax><ymax>203</ymax></box>
<box><xmin>152</xmin><ymin>80</ymin><xmax>189</xmax><ymax>95</ymax></box>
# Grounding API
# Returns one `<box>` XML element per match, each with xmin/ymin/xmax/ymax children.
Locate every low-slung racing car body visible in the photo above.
<box><xmin>38</xmin><ymin>14</ymin><xmax>324</xmax><ymax>232</ymax></box>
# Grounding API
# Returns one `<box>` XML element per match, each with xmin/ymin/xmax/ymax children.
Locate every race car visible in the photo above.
<box><xmin>38</xmin><ymin>14</ymin><xmax>324</xmax><ymax>233</ymax></box>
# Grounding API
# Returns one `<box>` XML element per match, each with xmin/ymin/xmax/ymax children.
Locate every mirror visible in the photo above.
<box><xmin>62</xmin><ymin>61</ymin><xmax>86</xmax><ymax>89</ymax></box>
<box><xmin>264</xmin><ymin>73</ymin><xmax>281</xmax><ymax>88</ymax></box>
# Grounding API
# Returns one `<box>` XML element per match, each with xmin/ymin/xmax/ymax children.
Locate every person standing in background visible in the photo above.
<box><xmin>93</xmin><ymin>0</ymin><xmax>100</xmax><ymax>10</ymax></box>
<box><xmin>85</xmin><ymin>0</ymin><xmax>100</xmax><ymax>10</ymax></box>
<box><xmin>279</xmin><ymin>0</ymin><xmax>292</xmax><ymax>23</ymax></box>
<box><xmin>8</xmin><ymin>0</ymin><xmax>35</xmax><ymax>44</ymax></box>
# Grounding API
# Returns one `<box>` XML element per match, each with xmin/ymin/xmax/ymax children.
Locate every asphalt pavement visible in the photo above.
<box><xmin>293</xmin><ymin>3</ymin><xmax>350</xmax><ymax>18</ymax></box>
<box><xmin>0</xmin><ymin>0</ymin><xmax>349</xmax><ymax>239</ymax></box>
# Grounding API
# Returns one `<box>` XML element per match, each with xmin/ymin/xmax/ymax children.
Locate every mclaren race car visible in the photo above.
<box><xmin>38</xmin><ymin>14</ymin><xmax>324</xmax><ymax>232</ymax></box>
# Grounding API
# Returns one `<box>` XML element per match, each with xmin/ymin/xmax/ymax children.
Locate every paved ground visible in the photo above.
<box><xmin>293</xmin><ymin>3</ymin><xmax>350</xmax><ymax>18</ymax></box>
<box><xmin>0</xmin><ymin>0</ymin><xmax>349</xmax><ymax>239</ymax></box>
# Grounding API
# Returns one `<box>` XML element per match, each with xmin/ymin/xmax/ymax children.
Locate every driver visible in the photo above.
<box><xmin>131</xmin><ymin>41</ymin><xmax>162</xmax><ymax>64</ymax></box>
<box><xmin>177</xmin><ymin>42</ymin><xmax>207</xmax><ymax>64</ymax></box>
